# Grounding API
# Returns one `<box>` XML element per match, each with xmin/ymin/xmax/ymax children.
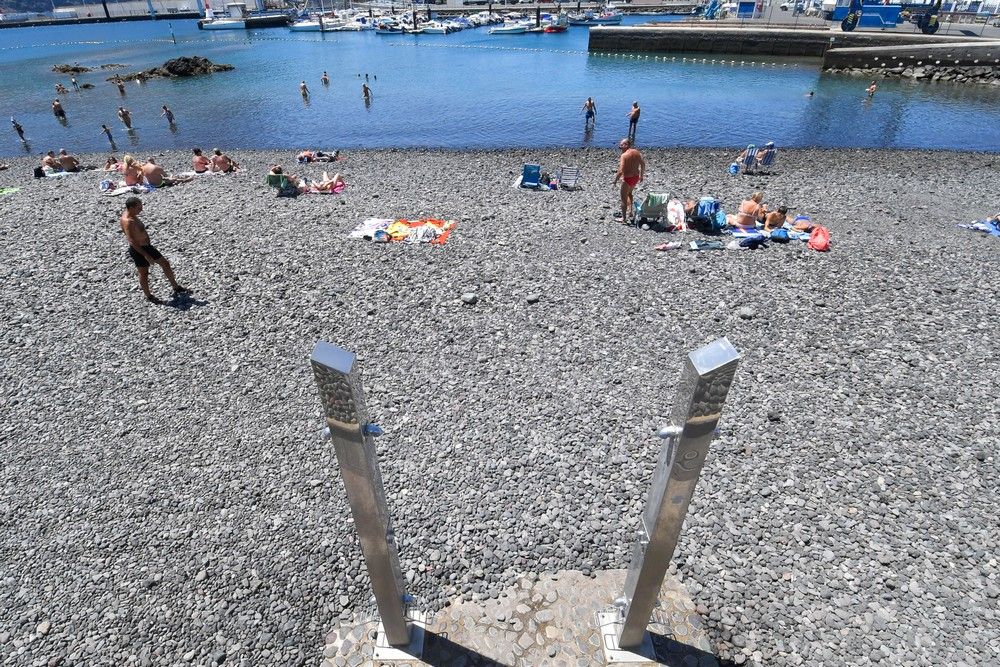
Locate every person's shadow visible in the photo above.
<box><xmin>583</xmin><ymin>124</ymin><xmax>594</xmax><ymax>146</ymax></box>
<box><xmin>168</xmin><ymin>122</ymin><xmax>178</xmax><ymax>135</ymax></box>
<box><xmin>164</xmin><ymin>291</ymin><xmax>208</xmax><ymax>311</ymax></box>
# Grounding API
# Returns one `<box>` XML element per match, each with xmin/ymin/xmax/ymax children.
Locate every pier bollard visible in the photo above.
<box><xmin>598</xmin><ymin>338</ymin><xmax>740</xmax><ymax>658</ymax></box>
<box><xmin>310</xmin><ymin>341</ymin><xmax>424</xmax><ymax>659</ymax></box>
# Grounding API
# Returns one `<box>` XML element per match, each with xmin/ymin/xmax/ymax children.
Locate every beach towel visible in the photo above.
<box><xmin>666</xmin><ymin>199</ymin><xmax>687</xmax><ymax>231</ymax></box>
<box><xmin>957</xmin><ymin>220</ymin><xmax>1000</xmax><ymax>237</ymax></box>
<box><xmin>0</xmin><ymin>187</ymin><xmax>19</xmax><ymax>197</ymax></box>
<box><xmin>349</xmin><ymin>218</ymin><xmax>456</xmax><ymax>245</ymax></box>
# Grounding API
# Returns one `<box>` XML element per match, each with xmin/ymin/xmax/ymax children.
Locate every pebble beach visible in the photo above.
<box><xmin>1</xmin><ymin>147</ymin><xmax>998</xmax><ymax>666</ymax></box>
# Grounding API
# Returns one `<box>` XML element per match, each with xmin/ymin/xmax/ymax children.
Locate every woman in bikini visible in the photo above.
<box><xmin>729</xmin><ymin>191</ymin><xmax>766</xmax><ymax>229</ymax></box>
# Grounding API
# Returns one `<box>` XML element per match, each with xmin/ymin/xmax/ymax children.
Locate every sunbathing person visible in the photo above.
<box><xmin>142</xmin><ymin>158</ymin><xmax>194</xmax><ymax>187</ymax></box>
<box><xmin>309</xmin><ymin>171</ymin><xmax>345</xmax><ymax>193</ymax></box>
<box><xmin>122</xmin><ymin>155</ymin><xmax>143</xmax><ymax>186</ymax></box>
<box><xmin>58</xmin><ymin>148</ymin><xmax>80</xmax><ymax>172</ymax></box>
<box><xmin>192</xmin><ymin>148</ymin><xmax>210</xmax><ymax>174</ymax></box>
<box><xmin>756</xmin><ymin>141</ymin><xmax>776</xmax><ymax>168</ymax></box>
<box><xmin>735</xmin><ymin>144</ymin><xmax>755</xmax><ymax>167</ymax></box>
<box><xmin>104</xmin><ymin>156</ymin><xmax>121</xmax><ymax>172</ymax></box>
<box><xmin>764</xmin><ymin>205</ymin><xmax>788</xmax><ymax>231</ymax></box>
<box><xmin>297</xmin><ymin>149</ymin><xmax>337</xmax><ymax>163</ymax></box>
<box><xmin>269</xmin><ymin>165</ymin><xmax>304</xmax><ymax>191</ymax></box>
<box><xmin>729</xmin><ymin>191</ymin><xmax>767</xmax><ymax>229</ymax></box>
<box><xmin>210</xmin><ymin>148</ymin><xmax>239</xmax><ymax>173</ymax></box>
<box><xmin>42</xmin><ymin>151</ymin><xmax>63</xmax><ymax>171</ymax></box>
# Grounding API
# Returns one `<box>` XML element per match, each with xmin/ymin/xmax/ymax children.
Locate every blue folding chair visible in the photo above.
<box><xmin>521</xmin><ymin>163</ymin><xmax>541</xmax><ymax>189</ymax></box>
<box><xmin>755</xmin><ymin>147</ymin><xmax>777</xmax><ymax>173</ymax></box>
<box><xmin>738</xmin><ymin>146</ymin><xmax>758</xmax><ymax>174</ymax></box>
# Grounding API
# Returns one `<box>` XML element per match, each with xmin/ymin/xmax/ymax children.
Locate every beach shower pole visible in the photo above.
<box><xmin>599</xmin><ymin>338</ymin><xmax>740</xmax><ymax>657</ymax></box>
<box><xmin>310</xmin><ymin>341</ymin><xmax>422</xmax><ymax>653</ymax></box>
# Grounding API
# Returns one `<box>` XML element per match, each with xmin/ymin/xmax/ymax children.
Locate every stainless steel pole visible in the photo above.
<box><xmin>310</xmin><ymin>341</ymin><xmax>411</xmax><ymax>647</ymax></box>
<box><xmin>616</xmin><ymin>337</ymin><xmax>740</xmax><ymax>649</ymax></box>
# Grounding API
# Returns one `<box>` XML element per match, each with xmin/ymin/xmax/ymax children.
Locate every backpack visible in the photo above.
<box><xmin>696</xmin><ymin>197</ymin><xmax>720</xmax><ymax>219</ymax></box>
<box><xmin>808</xmin><ymin>225</ymin><xmax>831</xmax><ymax>252</ymax></box>
<box><xmin>770</xmin><ymin>228</ymin><xmax>790</xmax><ymax>243</ymax></box>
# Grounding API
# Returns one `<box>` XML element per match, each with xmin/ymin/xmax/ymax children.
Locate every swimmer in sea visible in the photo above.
<box><xmin>362</xmin><ymin>83</ymin><xmax>372</xmax><ymax>101</ymax></box>
<box><xmin>321</xmin><ymin>71</ymin><xmax>330</xmax><ymax>85</ymax></box>
<box><xmin>300</xmin><ymin>80</ymin><xmax>310</xmax><ymax>97</ymax></box>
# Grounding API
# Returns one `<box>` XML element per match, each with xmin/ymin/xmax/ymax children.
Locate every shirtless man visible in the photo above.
<box><xmin>42</xmin><ymin>151</ymin><xmax>62</xmax><ymax>171</ymax></box>
<box><xmin>52</xmin><ymin>100</ymin><xmax>67</xmax><ymax>120</ymax></box>
<box><xmin>613</xmin><ymin>138</ymin><xmax>645</xmax><ymax>223</ymax></box>
<box><xmin>321</xmin><ymin>71</ymin><xmax>330</xmax><ymax>85</ymax></box>
<box><xmin>58</xmin><ymin>148</ymin><xmax>80</xmax><ymax>172</ymax></box>
<box><xmin>142</xmin><ymin>158</ymin><xmax>193</xmax><ymax>187</ymax></box>
<box><xmin>582</xmin><ymin>97</ymin><xmax>597</xmax><ymax>129</ymax></box>
<box><xmin>627</xmin><ymin>101</ymin><xmax>640</xmax><ymax>141</ymax></box>
<box><xmin>119</xmin><ymin>197</ymin><xmax>189</xmax><ymax>304</ymax></box>
<box><xmin>210</xmin><ymin>148</ymin><xmax>238</xmax><ymax>173</ymax></box>
<box><xmin>117</xmin><ymin>106</ymin><xmax>132</xmax><ymax>129</ymax></box>
<box><xmin>866</xmin><ymin>80</ymin><xmax>878</xmax><ymax>98</ymax></box>
<box><xmin>115</xmin><ymin>77</ymin><xmax>126</xmax><ymax>96</ymax></box>
<box><xmin>362</xmin><ymin>83</ymin><xmax>372</xmax><ymax>101</ymax></box>
<box><xmin>300</xmin><ymin>80</ymin><xmax>310</xmax><ymax>97</ymax></box>
<box><xmin>192</xmin><ymin>147</ymin><xmax>211</xmax><ymax>174</ymax></box>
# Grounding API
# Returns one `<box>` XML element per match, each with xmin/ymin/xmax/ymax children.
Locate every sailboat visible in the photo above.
<box><xmin>289</xmin><ymin>0</ymin><xmax>337</xmax><ymax>32</ymax></box>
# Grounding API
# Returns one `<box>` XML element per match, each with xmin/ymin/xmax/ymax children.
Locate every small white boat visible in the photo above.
<box><xmin>419</xmin><ymin>20</ymin><xmax>450</xmax><ymax>34</ymax></box>
<box><xmin>489</xmin><ymin>22</ymin><xmax>528</xmax><ymax>34</ymax></box>
<box><xmin>202</xmin><ymin>17</ymin><xmax>246</xmax><ymax>29</ymax></box>
<box><xmin>567</xmin><ymin>10</ymin><xmax>622</xmax><ymax>25</ymax></box>
<box><xmin>289</xmin><ymin>16</ymin><xmax>339</xmax><ymax>32</ymax></box>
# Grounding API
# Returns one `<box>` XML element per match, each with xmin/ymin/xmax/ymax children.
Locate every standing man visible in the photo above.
<box><xmin>321</xmin><ymin>71</ymin><xmax>330</xmax><ymax>86</ymax></box>
<box><xmin>300</xmin><ymin>80</ymin><xmax>310</xmax><ymax>98</ymax></box>
<box><xmin>52</xmin><ymin>99</ymin><xmax>67</xmax><ymax>121</ymax></box>
<box><xmin>100</xmin><ymin>124</ymin><xmax>116</xmax><ymax>147</ymax></box>
<box><xmin>613</xmin><ymin>138</ymin><xmax>645</xmax><ymax>224</ymax></box>
<box><xmin>362</xmin><ymin>82</ymin><xmax>372</xmax><ymax>101</ymax></box>
<box><xmin>866</xmin><ymin>80</ymin><xmax>878</xmax><ymax>98</ymax></box>
<box><xmin>11</xmin><ymin>117</ymin><xmax>25</xmax><ymax>142</ymax></box>
<box><xmin>161</xmin><ymin>105</ymin><xmax>175</xmax><ymax>125</ymax></box>
<box><xmin>582</xmin><ymin>97</ymin><xmax>597</xmax><ymax>129</ymax></box>
<box><xmin>118</xmin><ymin>106</ymin><xmax>133</xmax><ymax>129</ymax></box>
<box><xmin>119</xmin><ymin>197</ymin><xmax>190</xmax><ymax>304</ymax></box>
<box><xmin>115</xmin><ymin>76</ymin><xmax>126</xmax><ymax>96</ymax></box>
<box><xmin>627</xmin><ymin>101</ymin><xmax>640</xmax><ymax>142</ymax></box>
<box><xmin>71</xmin><ymin>76</ymin><xmax>79</xmax><ymax>90</ymax></box>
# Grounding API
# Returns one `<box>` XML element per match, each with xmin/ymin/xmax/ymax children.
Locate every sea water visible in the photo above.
<box><xmin>2</xmin><ymin>15</ymin><xmax>1000</xmax><ymax>156</ymax></box>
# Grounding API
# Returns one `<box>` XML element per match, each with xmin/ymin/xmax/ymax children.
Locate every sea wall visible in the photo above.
<box><xmin>825</xmin><ymin>64</ymin><xmax>1000</xmax><ymax>85</ymax></box>
<box><xmin>587</xmin><ymin>25</ymin><xmax>971</xmax><ymax>57</ymax></box>
<box><xmin>821</xmin><ymin>40</ymin><xmax>1000</xmax><ymax>69</ymax></box>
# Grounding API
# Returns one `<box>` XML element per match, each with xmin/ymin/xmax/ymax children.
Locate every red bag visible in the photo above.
<box><xmin>808</xmin><ymin>225</ymin><xmax>831</xmax><ymax>252</ymax></box>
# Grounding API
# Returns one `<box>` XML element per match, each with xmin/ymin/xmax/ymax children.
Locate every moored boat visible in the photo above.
<box><xmin>489</xmin><ymin>22</ymin><xmax>528</xmax><ymax>34</ymax></box>
<box><xmin>567</xmin><ymin>10</ymin><xmax>622</xmax><ymax>25</ymax></box>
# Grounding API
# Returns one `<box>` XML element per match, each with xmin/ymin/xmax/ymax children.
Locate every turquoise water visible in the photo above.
<box><xmin>2</xmin><ymin>16</ymin><xmax>1000</xmax><ymax>155</ymax></box>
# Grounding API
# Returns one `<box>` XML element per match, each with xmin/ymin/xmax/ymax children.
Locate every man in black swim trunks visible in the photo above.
<box><xmin>119</xmin><ymin>197</ymin><xmax>190</xmax><ymax>304</ymax></box>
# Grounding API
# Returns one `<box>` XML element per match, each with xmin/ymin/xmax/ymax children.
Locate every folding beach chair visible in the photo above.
<box><xmin>558</xmin><ymin>166</ymin><xmax>581</xmax><ymax>190</ymax></box>
<box><xmin>266</xmin><ymin>173</ymin><xmax>298</xmax><ymax>197</ymax></box>
<box><xmin>520</xmin><ymin>163</ymin><xmax>541</xmax><ymax>189</ymax></box>
<box><xmin>738</xmin><ymin>146</ymin><xmax>759</xmax><ymax>174</ymax></box>
<box><xmin>755</xmin><ymin>147</ymin><xmax>777</xmax><ymax>174</ymax></box>
<box><xmin>633</xmin><ymin>192</ymin><xmax>671</xmax><ymax>227</ymax></box>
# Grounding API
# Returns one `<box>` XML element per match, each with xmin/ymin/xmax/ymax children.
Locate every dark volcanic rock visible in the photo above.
<box><xmin>112</xmin><ymin>56</ymin><xmax>235</xmax><ymax>82</ymax></box>
<box><xmin>52</xmin><ymin>64</ymin><xmax>91</xmax><ymax>73</ymax></box>
<box><xmin>100</xmin><ymin>63</ymin><xmax>127</xmax><ymax>70</ymax></box>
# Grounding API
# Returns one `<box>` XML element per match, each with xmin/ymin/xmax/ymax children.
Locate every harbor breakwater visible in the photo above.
<box><xmin>589</xmin><ymin>25</ymin><xmax>1000</xmax><ymax>83</ymax></box>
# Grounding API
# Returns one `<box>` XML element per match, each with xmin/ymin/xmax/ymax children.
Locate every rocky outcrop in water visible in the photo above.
<box><xmin>110</xmin><ymin>56</ymin><xmax>235</xmax><ymax>82</ymax></box>
<box><xmin>826</xmin><ymin>64</ymin><xmax>1000</xmax><ymax>85</ymax></box>
<box><xmin>52</xmin><ymin>64</ymin><xmax>91</xmax><ymax>73</ymax></box>
<box><xmin>100</xmin><ymin>63</ymin><xmax>127</xmax><ymax>70</ymax></box>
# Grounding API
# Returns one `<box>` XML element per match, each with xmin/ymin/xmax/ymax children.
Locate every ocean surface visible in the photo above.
<box><xmin>2</xmin><ymin>15</ymin><xmax>1000</xmax><ymax>156</ymax></box>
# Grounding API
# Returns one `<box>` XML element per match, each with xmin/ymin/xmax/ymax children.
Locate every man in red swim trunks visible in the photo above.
<box><xmin>613</xmin><ymin>137</ymin><xmax>645</xmax><ymax>223</ymax></box>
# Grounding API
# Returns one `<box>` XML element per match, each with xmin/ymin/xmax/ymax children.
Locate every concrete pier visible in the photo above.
<box><xmin>588</xmin><ymin>25</ymin><xmax>1000</xmax><ymax>70</ymax></box>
